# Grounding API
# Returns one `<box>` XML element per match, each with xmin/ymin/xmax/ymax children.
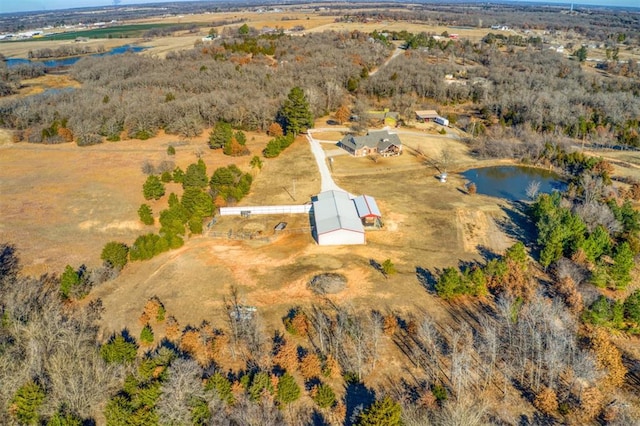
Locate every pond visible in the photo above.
<box><xmin>461</xmin><ymin>165</ymin><xmax>565</xmax><ymax>202</ymax></box>
<box><xmin>5</xmin><ymin>44</ymin><xmax>147</xmax><ymax>68</ymax></box>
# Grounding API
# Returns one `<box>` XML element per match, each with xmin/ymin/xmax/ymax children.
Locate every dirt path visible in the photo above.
<box><xmin>369</xmin><ymin>46</ymin><xmax>405</xmax><ymax>76</ymax></box>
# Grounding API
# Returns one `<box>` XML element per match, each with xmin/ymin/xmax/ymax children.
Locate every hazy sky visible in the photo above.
<box><xmin>1</xmin><ymin>0</ymin><xmax>638</xmax><ymax>15</ymax></box>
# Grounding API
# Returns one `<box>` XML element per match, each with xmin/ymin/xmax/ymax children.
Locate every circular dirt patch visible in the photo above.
<box><xmin>308</xmin><ymin>273</ymin><xmax>347</xmax><ymax>294</ymax></box>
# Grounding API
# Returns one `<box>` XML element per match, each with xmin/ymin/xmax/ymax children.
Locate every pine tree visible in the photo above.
<box><xmin>11</xmin><ymin>381</ymin><xmax>45</xmax><ymax>425</ymax></box>
<box><xmin>138</xmin><ymin>204</ymin><xmax>154</xmax><ymax>225</ymax></box>
<box><xmin>142</xmin><ymin>175</ymin><xmax>165</xmax><ymax>200</ymax></box>
<box><xmin>276</xmin><ymin>373</ymin><xmax>301</xmax><ymax>406</ymax></box>
<box><xmin>60</xmin><ymin>265</ymin><xmax>80</xmax><ymax>299</ymax></box>
<box><xmin>101</xmin><ymin>334</ymin><xmax>138</xmax><ymax>364</ymax></box>
<box><xmin>278</xmin><ymin>86</ymin><xmax>313</xmax><ymax>136</ymax></box>
<box><xmin>356</xmin><ymin>396</ymin><xmax>402</xmax><ymax>426</ymax></box>
<box><xmin>101</xmin><ymin>241</ymin><xmax>129</xmax><ymax>269</ymax></box>
<box><xmin>312</xmin><ymin>383</ymin><xmax>336</xmax><ymax>409</ymax></box>
<box><xmin>140</xmin><ymin>324</ymin><xmax>154</xmax><ymax>345</ymax></box>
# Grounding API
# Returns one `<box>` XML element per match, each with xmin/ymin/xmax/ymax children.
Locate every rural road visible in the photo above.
<box><xmin>369</xmin><ymin>46</ymin><xmax>405</xmax><ymax>76</ymax></box>
<box><xmin>306</xmin><ymin>129</ymin><xmax>349</xmax><ymax>194</ymax></box>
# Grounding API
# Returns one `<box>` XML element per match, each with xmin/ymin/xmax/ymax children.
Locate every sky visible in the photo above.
<box><xmin>0</xmin><ymin>0</ymin><xmax>638</xmax><ymax>15</ymax></box>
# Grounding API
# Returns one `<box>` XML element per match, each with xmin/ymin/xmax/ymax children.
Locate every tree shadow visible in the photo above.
<box><xmin>416</xmin><ymin>266</ymin><xmax>437</xmax><ymax>293</ymax></box>
<box><xmin>476</xmin><ymin>245</ymin><xmax>501</xmax><ymax>262</ymax></box>
<box><xmin>344</xmin><ymin>380</ymin><xmax>375</xmax><ymax>425</ymax></box>
<box><xmin>310</xmin><ymin>409</ymin><xmax>330</xmax><ymax>426</ymax></box>
<box><xmin>496</xmin><ymin>201</ymin><xmax>536</xmax><ymax>245</ymax></box>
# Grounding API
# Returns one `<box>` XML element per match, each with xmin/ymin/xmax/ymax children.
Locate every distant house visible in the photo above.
<box><xmin>339</xmin><ymin>130</ymin><xmax>402</xmax><ymax>157</ymax></box>
<box><xmin>415</xmin><ymin>110</ymin><xmax>440</xmax><ymax>122</ymax></box>
<box><xmin>353</xmin><ymin>195</ymin><xmax>382</xmax><ymax>228</ymax></box>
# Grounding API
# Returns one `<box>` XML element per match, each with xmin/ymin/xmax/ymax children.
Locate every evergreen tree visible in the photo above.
<box><xmin>624</xmin><ymin>290</ymin><xmax>640</xmax><ymax>326</ymax></box>
<box><xmin>610</xmin><ymin>242</ymin><xmax>634</xmax><ymax>289</ymax></box>
<box><xmin>248</xmin><ymin>372</ymin><xmax>273</xmax><ymax>401</ymax></box>
<box><xmin>138</xmin><ymin>204</ymin><xmax>154</xmax><ymax>226</ymax></box>
<box><xmin>11</xmin><ymin>381</ymin><xmax>45</xmax><ymax>425</ymax></box>
<box><xmin>140</xmin><ymin>324</ymin><xmax>154</xmax><ymax>344</ymax></box>
<box><xmin>278</xmin><ymin>86</ymin><xmax>313</xmax><ymax>136</ymax></box>
<box><xmin>436</xmin><ymin>267</ymin><xmax>463</xmax><ymax>300</ymax></box>
<box><xmin>60</xmin><ymin>265</ymin><xmax>80</xmax><ymax>299</ymax></box>
<box><xmin>208</xmin><ymin>121</ymin><xmax>233</xmax><ymax>149</ymax></box>
<box><xmin>356</xmin><ymin>396</ymin><xmax>402</xmax><ymax>426</ymax></box>
<box><xmin>205</xmin><ymin>373</ymin><xmax>235</xmax><ymax>404</ymax></box>
<box><xmin>312</xmin><ymin>383</ymin><xmax>336</xmax><ymax>409</ymax></box>
<box><xmin>172</xmin><ymin>166</ymin><xmax>185</xmax><ymax>184</ymax></box>
<box><xmin>276</xmin><ymin>373</ymin><xmax>301</xmax><ymax>406</ymax></box>
<box><xmin>183</xmin><ymin>161</ymin><xmax>208</xmax><ymax>189</ymax></box>
<box><xmin>181</xmin><ymin>188</ymin><xmax>214</xmax><ymax>218</ymax></box>
<box><xmin>47</xmin><ymin>409</ymin><xmax>83</xmax><ymax>426</ymax></box>
<box><xmin>142</xmin><ymin>175</ymin><xmax>165</xmax><ymax>200</ymax></box>
<box><xmin>101</xmin><ymin>334</ymin><xmax>138</xmax><ymax>364</ymax></box>
<box><xmin>101</xmin><ymin>241</ymin><xmax>129</xmax><ymax>270</ymax></box>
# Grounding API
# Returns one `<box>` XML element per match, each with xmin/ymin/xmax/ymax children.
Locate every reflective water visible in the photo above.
<box><xmin>5</xmin><ymin>44</ymin><xmax>146</xmax><ymax>67</ymax></box>
<box><xmin>461</xmin><ymin>165</ymin><xmax>565</xmax><ymax>201</ymax></box>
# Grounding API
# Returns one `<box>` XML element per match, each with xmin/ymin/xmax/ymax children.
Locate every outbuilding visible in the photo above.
<box><xmin>415</xmin><ymin>110</ymin><xmax>440</xmax><ymax>122</ymax></box>
<box><xmin>353</xmin><ymin>195</ymin><xmax>382</xmax><ymax>228</ymax></box>
<box><xmin>312</xmin><ymin>191</ymin><xmax>365</xmax><ymax>245</ymax></box>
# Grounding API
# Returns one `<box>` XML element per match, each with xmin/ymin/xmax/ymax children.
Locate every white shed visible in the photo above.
<box><xmin>312</xmin><ymin>190</ymin><xmax>365</xmax><ymax>245</ymax></box>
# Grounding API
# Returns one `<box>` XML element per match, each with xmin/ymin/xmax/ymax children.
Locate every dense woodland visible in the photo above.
<box><xmin>1</xmin><ymin>3</ymin><xmax>640</xmax><ymax>425</ymax></box>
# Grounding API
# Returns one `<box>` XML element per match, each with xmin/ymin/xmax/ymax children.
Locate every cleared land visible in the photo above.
<box><xmin>79</xmin><ymin>120</ymin><xmax>514</xmax><ymax>341</ymax></box>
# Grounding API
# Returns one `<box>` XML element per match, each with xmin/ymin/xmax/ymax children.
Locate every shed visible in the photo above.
<box><xmin>312</xmin><ymin>191</ymin><xmax>365</xmax><ymax>245</ymax></box>
<box><xmin>415</xmin><ymin>110</ymin><xmax>439</xmax><ymax>122</ymax></box>
<box><xmin>353</xmin><ymin>195</ymin><xmax>382</xmax><ymax>227</ymax></box>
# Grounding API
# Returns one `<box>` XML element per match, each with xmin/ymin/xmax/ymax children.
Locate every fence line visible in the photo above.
<box><xmin>219</xmin><ymin>204</ymin><xmax>312</xmax><ymax>216</ymax></box>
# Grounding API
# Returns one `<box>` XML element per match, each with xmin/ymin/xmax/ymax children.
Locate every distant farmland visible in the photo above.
<box><xmin>11</xmin><ymin>23</ymin><xmax>197</xmax><ymax>41</ymax></box>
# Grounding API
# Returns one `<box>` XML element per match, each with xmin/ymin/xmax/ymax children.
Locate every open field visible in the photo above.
<box><xmin>0</xmin><ymin>129</ymin><xmax>278</xmax><ymax>276</ymax></box>
<box><xmin>74</xmin><ymin>119</ymin><xmax>514</xmax><ymax>342</ymax></box>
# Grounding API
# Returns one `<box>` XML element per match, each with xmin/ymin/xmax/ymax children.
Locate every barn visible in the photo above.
<box><xmin>353</xmin><ymin>195</ymin><xmax>382</xmax><ymax>228</ymax></box>
<box><xmin>312</xmin><ymin>190</ymin><xmax>365</xmax><ymax>245</ymax></box>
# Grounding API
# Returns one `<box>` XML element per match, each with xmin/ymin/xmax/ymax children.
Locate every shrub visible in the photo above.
<box><xmin>167</xmin><ymin>145</ymin><xmax>176</xmax><ymax>155</ymax></box>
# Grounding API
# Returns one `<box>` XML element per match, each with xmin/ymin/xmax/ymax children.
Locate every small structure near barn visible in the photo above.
<box><xmin>415</xmin><ymin>110</ymin><xmax>440</xmax><ymax>122</ymax></box>
<box><xmin>339</xmin><ymin>130</ymin><xmax>402</xmax><ymax>157</ymax></box>
<box><xmin>312</xmin><ymin>190</ymin><xmax>365</xmax><ymax>245</ymax></box>
<box><xmin>353</xmin><ymin>195</ymin><xmax>382</xmax><ymax>228</ymax></box>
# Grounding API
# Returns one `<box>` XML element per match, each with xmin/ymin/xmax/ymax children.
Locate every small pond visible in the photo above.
<box><xmin>5</xmin><ymin>44</ymin><xmax>147</xmax><ymax>68</ymax></box>
<box><xmin>461</xmin><ymin>165</ymin><xmax>565</xmax><ymax>202</ymax></box>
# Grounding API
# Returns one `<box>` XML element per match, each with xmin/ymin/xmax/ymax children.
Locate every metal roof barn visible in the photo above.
<box><xmin>353</xmin><ymin>195</ymin><xmax>382</xmax><ymax>218</ymax></box>
<box><xmin>312</xmin><ymin>190</ymin><xmax>365</xmax><ymax>245</ymax></box>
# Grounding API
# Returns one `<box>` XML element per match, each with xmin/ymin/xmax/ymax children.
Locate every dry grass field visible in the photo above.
<box><xmin>79</xmin><ymin>119</ymin><xmax>514</xmax><ymax>341</ymax></box>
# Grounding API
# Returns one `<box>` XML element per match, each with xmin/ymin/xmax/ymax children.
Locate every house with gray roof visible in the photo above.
<box><xmin>339</xmin><ymin>130</ymin><xmax>402</xmax><ymax>157</ymax></box>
